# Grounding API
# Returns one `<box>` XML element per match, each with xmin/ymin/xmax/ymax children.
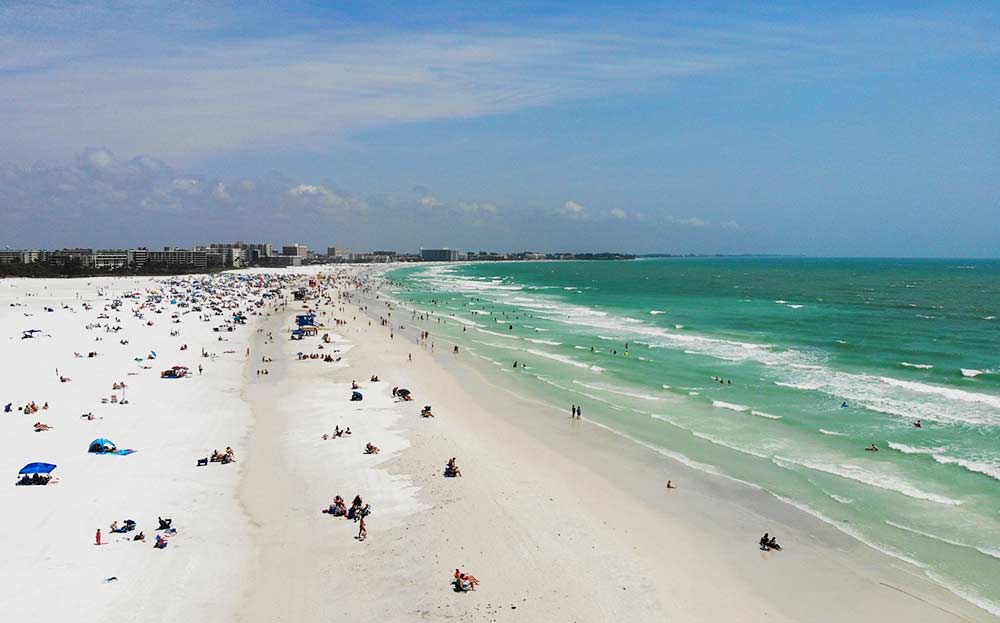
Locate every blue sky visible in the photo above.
<box><xmin>1</xmin><ymin>1</ymin><xmax>997</xmax><ymax>255</ymax></box>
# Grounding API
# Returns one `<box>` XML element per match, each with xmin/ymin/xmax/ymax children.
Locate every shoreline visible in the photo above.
<box><xmin>350</xmin><ymin>291</ymin><xmax>992</xmax><ymax>621</ymax></box>
<box><xmin>230</xmin><ymin>279</ymin><xmax>992</xmax><ymax>621</ymax></box>
<box><xmin>1</xmin><ymin>269</ymin><xmax>993</xmax><ymax>622</ymax></box>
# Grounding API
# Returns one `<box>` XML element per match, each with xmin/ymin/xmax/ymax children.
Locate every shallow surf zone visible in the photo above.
<box><xmin>383</xmin><ymin>258</ymin><xmax>1000</xmax><ymax>618</ymax></box>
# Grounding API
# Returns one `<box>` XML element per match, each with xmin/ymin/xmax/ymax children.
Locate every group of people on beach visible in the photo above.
<box><xmin>323</xmin><ymin>425</ymin><xmax>352</xmax><ymax>440</ymax></box>
<box><xmin>759</xmin><ymin>533</ymin><xmax>782</xmax><ymax>551</ymax></box>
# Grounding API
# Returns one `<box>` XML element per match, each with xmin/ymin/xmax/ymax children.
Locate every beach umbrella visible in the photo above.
<box><xmin>19</xmin><ymin>462</ymin><xmax>57</xmax><ymax>475</ymax></box>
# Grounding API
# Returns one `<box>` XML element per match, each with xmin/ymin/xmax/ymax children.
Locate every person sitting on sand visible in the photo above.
<box><xmin>866</xmin><ymin>443</ymin><xmax>879</xmax><ymax>452</ymax></box>
<box><xmin>421</xmin><ymin>406</ymin><xmax>434</xmax><ymax>418</ymax></box>
<box><xmin>351</xmin><ymin>380</ymin><xmax>359</xmax><ymax>389</ymax></box>
<box><xmin>445</xmin><ymin>457</ymin><xmax>462</xmax><ymax>477</ymax></box>
<box><xmin>370</xmin><ymin>375</ymin><xmax>379</xmax><ymax>382</ymax></box>
<box><xmin>365</xmin><ymin>443</ymin><xmax>380</xmax><ymax>455</ymax></box>
<box><xmin>666</xmin><ymin>480</ymin><xmax>676</xmax><ymax>489</ymax></box>
<box><xmin>134</xmin><ymin>532</ymin><xmax>145</xmax><ymax>542</ymax></box>
<box><xmin>344</xmin><ymin>427</ymin><xmax>351</xmax><ymax>436</ymax></box>
<box><xmin>759</xmin><ymin>533</ymin><xmax>769</xmax><ymax>550</ymax></box>
<box><xmin>767</xmin><ymin>536</ymin><xmax>782</xmax><ymax>551</ymax></box>
<box><xmin>225</xmin><ymin>447</ymin><xmax>235</xmax><ymax>461</ymax></box>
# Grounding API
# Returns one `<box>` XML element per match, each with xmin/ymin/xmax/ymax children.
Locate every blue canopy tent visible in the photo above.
<box><xmin>295</xmin><ymin>313</ymin><xmax>316</xmax><ymax>327</ymax></box>
<box><xmin>17</xmin><ymin>462</ymin><xmax>56</xmax><ymax>485</ymax></box>
<box><xmin>89</xmin><ymin>438</ymin><xmax>117</xmax><ymax>454</ymax></box>
<box><xmin>19</xmin><ymin>462</ymin><xmax>57</xmax><ymax>475</ymax></box>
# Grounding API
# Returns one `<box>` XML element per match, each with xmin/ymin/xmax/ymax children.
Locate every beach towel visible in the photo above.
<box><xmin>110</xmin><ymin>449</ymin><xmax>136</xmax><ymax>456</ymax></box>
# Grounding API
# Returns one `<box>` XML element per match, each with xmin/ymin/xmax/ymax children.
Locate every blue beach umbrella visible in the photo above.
<box><xmin>19</xmin><ymin>462</ymin><xmax>57</xmax><ymax>475</ymax></box>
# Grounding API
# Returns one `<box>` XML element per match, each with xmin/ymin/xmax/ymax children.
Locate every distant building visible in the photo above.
<box><xmin>0</xmin><ymin>250</ymin><xmax>42</xmax><ymax>264</ymax></box>
<box><xmin>349</xmin><ymin>253</ymin><xmax>394</xmax><ymax>263</ymax></box>
<box><xmin>372</xmin><ymin>250</ymin><xmax>396</xmax><ymax>257</ymax></box>
<box><xmin>282</xmin><ymin>244</ymin><xmax>309</xmax><ymax>258</ymax></box>
<box><xmin>42</xmin><ymin>248</ymin><xmax>129</xmax><ymax>270</ymax></box>
<box><xmin>420</xmin><ymin>249</ymin><xmax>460</xmax><ymax>262</ymax></box>
<box><xmin>326</xmin><ymin>247</ymin><xmax>351</xmax><ymax>259</ymax></box>
<box><xmin>264</xmin><ymin>255</ymin><xmax>302</xmax><ymax>267</ymax></box>
<box><xmin>129</xmin><ymin>249</ymin><xmax>208</xmax><ymax>269</ymax></box>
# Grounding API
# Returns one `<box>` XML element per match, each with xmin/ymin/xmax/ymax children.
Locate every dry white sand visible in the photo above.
<box><xmin>0</xmin><ymin>269</ymin><xmax>993</xmax><ymax>622</ymax></box>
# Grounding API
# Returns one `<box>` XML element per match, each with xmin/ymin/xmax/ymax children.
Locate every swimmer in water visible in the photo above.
<box><xmin>865</xmin><ymin>443</ymin><xmax>879</xmax><ymax>452</ymax></box>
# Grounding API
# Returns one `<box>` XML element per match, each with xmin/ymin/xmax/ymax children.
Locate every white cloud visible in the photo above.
<box><xmin>212</xmin><ymin>182</ymin><xmax>230</xmax><ymax>201</ymax></box>
<box><xmin>172</xmin><ymin>178</ymin><xmax>200</xmax><ymax>193</ymax></box>
<box><xmin>418</xmin><ymin>195</ymin><xmax>443</xmax><ymax>208</ymax></box>
<box><xmin>609</xmin><ymin>208</ymin><xmax>627</xmax><ymax>219</ymax></box>
<box><xmin>721</xmin><ymin>220</ymin><xmax>740</xmax><ymax>230</ymax></box>
<box><xmin>666</xmin><ymin>216</ymin><xmax>706</xmax><ymax>227</ymax></box>
<box><xmin>289</xmin><ymin>184</ymin><xmax>328</xmax><ymax>196</ymax></box>
<box><xmin>563</xmin><ymin>200</ymin><xmax>587</xmax><ymax>217</ymax></box>
<box><xmin>82</xmin><ymin>148</ymin><xmax>114</xmax><ymax>169</ymax></box>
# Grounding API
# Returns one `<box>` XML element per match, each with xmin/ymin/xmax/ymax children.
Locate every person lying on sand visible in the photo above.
<box><xmin>365</xmin><ymin>443</ymin><xmax>380</xmax><ymax>454</ymax></box>
<box><xmin>454</xmin><ymin>569</ymin><xmax>480</xmax><ymax>591</ymax></box>
<box><xmin>33</xmin><ymin>422</ymin><xmax>52</xmax><ymax>431</ymax></box>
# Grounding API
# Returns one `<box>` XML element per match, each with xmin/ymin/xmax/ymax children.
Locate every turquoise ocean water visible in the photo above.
<box><xmin>383</xmin><ymin>258</ymin><xmax>1000</xmax><ymax>616</ymax></box>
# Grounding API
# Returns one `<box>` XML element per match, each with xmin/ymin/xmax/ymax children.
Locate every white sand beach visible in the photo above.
<box><xmin>0</xmin><ymin>268</ymin><xmax>993</xmax><ymax>622</ymax></box>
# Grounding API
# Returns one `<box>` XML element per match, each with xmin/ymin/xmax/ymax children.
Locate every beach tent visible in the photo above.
<box><xmin>88</xmin><ymin>439</ymin><xmax>117</xmax><ymax>454</ymax></box>
<box><xmin>351</xmin><ymin>391</ymin><xmax>363</xmax><ymax>401</ymax></box>
<box><xmin>397</xmin><ymin>388</ymin><xmax>411</xmax><ymax>397</ymax></box>
<box><xmin>19</xmin><ymin>462</ymin><xmax>57</xmax><ymax>475</ymax></box>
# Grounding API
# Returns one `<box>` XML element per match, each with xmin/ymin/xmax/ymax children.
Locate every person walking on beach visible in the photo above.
<box><xmin>357</xmin><ymin>515</ymin><xmax>367</xmax><ymax>541</ymax></box>
<box><xmin>95</xmin><ymin>528</ymin><xmax>102</xmax><ymax>546</ymax></box>
<box><xmin>198</xmin><ymin>364</ymin><xmax>203</xmax><ymax>375</ymax></box>
<box><xmin>575</xmin><ymin>405</ymin><xmax>582</xmax><ymax>419</ymax></box>
<box><xmin>571</xmin><ymin>404</ymin><xmax>576</xmax><ymax>418</ymax></box>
